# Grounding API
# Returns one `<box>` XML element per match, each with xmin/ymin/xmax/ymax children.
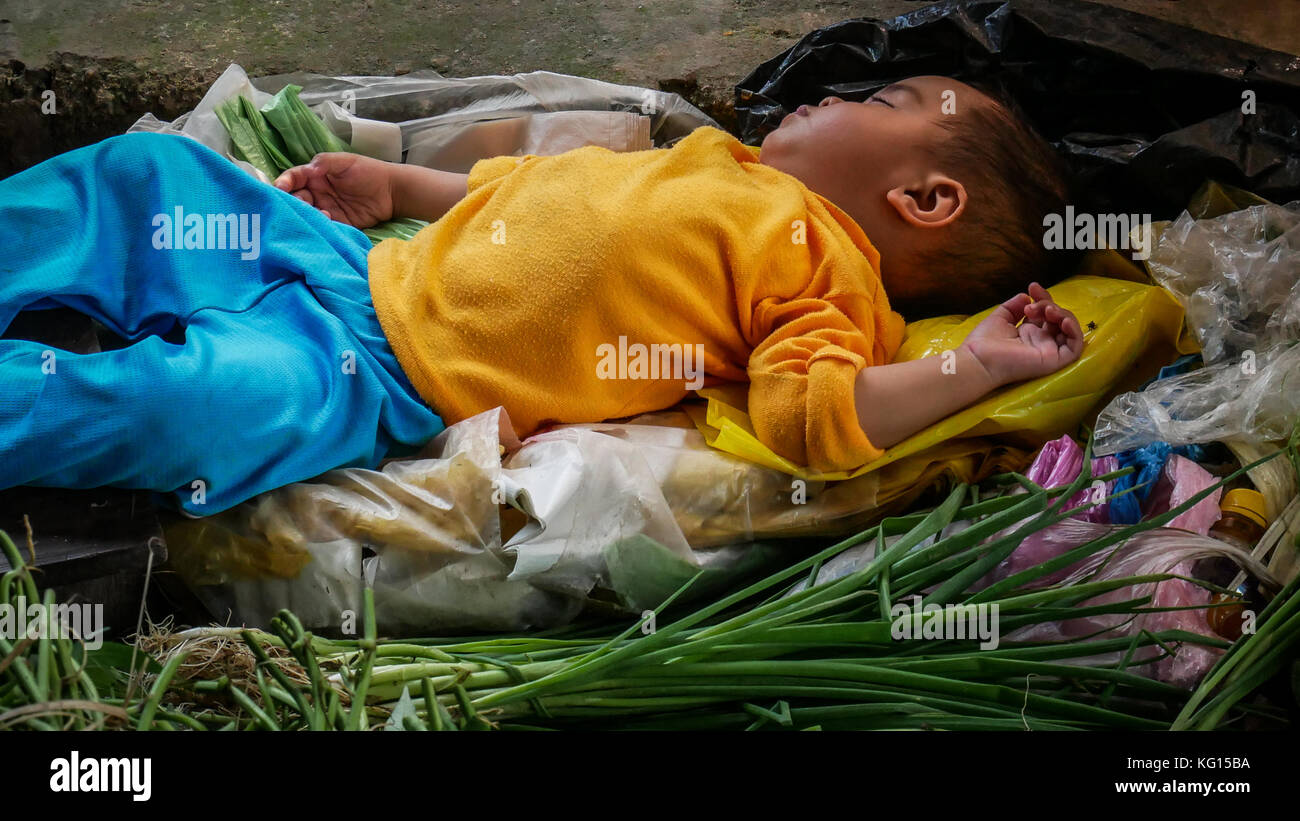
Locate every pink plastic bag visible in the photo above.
<box><xmin>979</xmin><ymin>436</ymin><xmax>1119</xmax><ymax>587</ymax></box>
<box><xmin>1023</xmin><ymin>435</ymin><xmax>1118</xmax><ymax>525</ymax></box>
<box><xmin>1005</xmin><ymin>529</ymin><xmax>1272</xmax><ymax>687</ymax></box>
<box><xmin>981</xmin><ymin>437</ymin><xmax>1237</xmax><ymax>686</ymax></box>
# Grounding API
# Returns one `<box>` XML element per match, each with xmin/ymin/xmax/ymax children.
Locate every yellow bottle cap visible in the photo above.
<box><xmin>1221</xmin><ymin>488</ymin><xmax>1268</xmax><ymax>529</ymax></box>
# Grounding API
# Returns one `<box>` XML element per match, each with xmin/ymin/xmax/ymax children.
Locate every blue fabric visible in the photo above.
<box><xmin>1108</xmin><ymin>352</ymin><xmax>1214</xmax><ymax>524</ymax></box>
<box><xmin>1148</xmin><ymin>353</ymin><xmax>1202</xmax><ymax>387</ymax></box>
<box><xmin>1110</xmin><ymin>443</ymin><xmax>1170</xmax><ymax>524</ymax></box>
<box><xmin>0</xmin><ymin>132</ymin><xmax>444</xmax><ymax>515</ymax></box>
<box><xmin>1109</xmin><ymin>440</ymin><xmax>1207</xmax><ymax>525</ymax></box>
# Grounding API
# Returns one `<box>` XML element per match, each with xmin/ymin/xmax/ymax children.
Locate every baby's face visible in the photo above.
<box><xmin>758</xmin><ymin>75</ymin><xmax>989</xmax><ymax>221</ymax></box>
<box><xmin>758</xmin><ymin>76</ymin><xmax>993</xmax><ymax>301</ymax></box>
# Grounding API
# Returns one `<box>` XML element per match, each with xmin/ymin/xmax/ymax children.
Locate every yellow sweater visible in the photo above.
<box><xmin>368</xmin><ymin>125</ymin><xmax>906</xmax><ymax>472</ymax></box>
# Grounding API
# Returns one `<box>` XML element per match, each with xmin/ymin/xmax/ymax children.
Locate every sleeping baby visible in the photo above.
<box><xmin>0</xmin><ymin>75</ymin><xmax>1082</xmax><ymax>514</ymax></box>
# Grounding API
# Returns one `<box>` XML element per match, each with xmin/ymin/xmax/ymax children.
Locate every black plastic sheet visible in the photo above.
<box><xmin>735</xmin><ymin>0</ymin><xmax>1300</xmax><ymax>217</ymax></box>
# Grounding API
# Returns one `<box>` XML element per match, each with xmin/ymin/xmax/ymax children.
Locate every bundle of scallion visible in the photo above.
<box><xmin>162</xmin><ymin>443</ymin><xmax>1289</xmax><ymax>732</ymax></box>
<box><xmin>213</xmin><ymin>86</ymin><xmax>428</xmax><ymax>245</ymax></box>
<box><xmin>6</xmin><ymin>444</ymin><xmax>1296</xmax><ymax>731</ymax></box>
<box><xmin>0</xmin><ymin>529</ymin><xmax>187</xmax><ymax>731</ymax></box>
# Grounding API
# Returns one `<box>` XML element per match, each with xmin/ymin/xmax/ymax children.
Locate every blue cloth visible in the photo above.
<box><xmin>1110</xmin><ymin>443</ymin><xmax>1170</xmax><ymax>525</ymax></box>
<box><xmin>1109</xmin><ymin>440</ymin><xmax>1207</xmax><ymax>525</ymax></box>
<box><xmin>1108</xmin><ymin>353</ymin><xmax>1213</xmax><ymax>524</ymax></box>
<box><xmin>1155</xmin><ymin>353</ymin><xmax>1202</xmax><ymax>382</ymax></box>
<box><xmin>0</xmin><ymin>132</ymin><xmax>444</xmax><ymax>515</ymax></box>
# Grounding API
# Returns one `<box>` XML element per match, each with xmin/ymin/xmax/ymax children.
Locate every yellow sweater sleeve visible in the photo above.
<box><xmin>746</xmin><ymin>291</ymin><xmax>887</xmax><ymax>473</ymax></box>
<box><xmin>467</xmin><ymin>153</ymin><xmax>541</xmax><ymax>193</ymax></box>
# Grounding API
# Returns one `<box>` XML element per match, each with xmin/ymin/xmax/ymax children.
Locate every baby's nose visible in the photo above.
<box><xmin>817</xmin><ymin>96</ymin><xmax>844</xmax><ymax>107</ymax></box>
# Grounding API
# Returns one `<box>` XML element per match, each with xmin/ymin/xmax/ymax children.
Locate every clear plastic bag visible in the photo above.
<box><xmin>164</xmin><ymin>409</ymin><xmax>587</xmax><ymax>634</ymax></box>
<box><xmin>128</xmin><ymin>63</ymin><xmax>718</xmax><ymax>181</ymax></box>
<box><xmin>1147</xmin><ymin>203</ymin><xmax>1300</xmax><ymax>364</ymax></box>
<box><xmin>164</xmin><ymin>404</ymin><xmax>1026</xmax><ymax>634</ymax></box>
<box><xmin>1093</xmin><ymin>341</ymin><xmax>1300</xmax><ymax>456</ymax></box>
<box><xmin>1093</xmin><ymin>198</ymin><xmax>1300</xmax><ymax>456</ymax></box>
<box><xmin>499</xmin><ymin>416</ymin><xmax>1024</xmax><ymax>603</ymax></box>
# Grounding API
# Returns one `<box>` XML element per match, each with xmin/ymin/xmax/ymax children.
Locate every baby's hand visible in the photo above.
<box><xmin>959</xmin><ymin>282</ymin><xmax>1085</xmax><ymax>387</ymax></box>
<box><xmin>273</xmin><ymin>152</ymin><xmax>395</xmax><ymax>228</ymax></box>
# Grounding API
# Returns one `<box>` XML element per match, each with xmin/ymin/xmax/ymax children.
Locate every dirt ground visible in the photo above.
<box><xmin>1</xmin><ymin>0</ymin><xmax>1297</xmax><ymax>176</ymax></box>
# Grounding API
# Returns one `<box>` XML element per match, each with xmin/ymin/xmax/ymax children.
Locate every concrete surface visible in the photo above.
<box><xmin>1</xmin><ymin>0</ymin><xmax>1296</xmax><ymax>176</ymax></box>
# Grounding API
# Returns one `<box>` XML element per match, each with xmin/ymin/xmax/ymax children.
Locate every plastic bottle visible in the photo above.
<box><xmin>1210</xmin><ymin>489</ymin><xmax>1269</xmax><ymax>551</ymax></box>
<box><xmin>1201</xmin><ymin>489</ymin><xmax>1269</xmax><ymax>640</ymax></box>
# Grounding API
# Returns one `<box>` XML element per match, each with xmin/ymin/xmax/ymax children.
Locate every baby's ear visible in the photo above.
<box><xmin>886</xmin><ymin>175</ymin><xmax>966</xmax><ymax>228</ymax></box>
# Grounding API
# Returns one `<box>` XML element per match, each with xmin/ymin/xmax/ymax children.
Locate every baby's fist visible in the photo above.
<box><xmin>959</xmin><ymin>283</ymin><xmax>1085</xmax><ymax>387</ymax></box>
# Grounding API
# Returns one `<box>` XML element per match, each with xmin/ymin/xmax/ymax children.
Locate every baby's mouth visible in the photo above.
<box><xmin>780</xmin><ymin>105</ymin><xmax>810</xmax><ymax>127</ymax></box>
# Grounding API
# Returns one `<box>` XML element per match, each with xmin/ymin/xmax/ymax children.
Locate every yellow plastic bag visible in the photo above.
<box><xmin>684</xmin><ymin>274</ymin><xmax>1196</xmax><ymax>480</ymax></box>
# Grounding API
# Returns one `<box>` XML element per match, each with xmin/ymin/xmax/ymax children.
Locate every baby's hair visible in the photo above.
<box><xmin>907</xmin><ymin>78</ymin><xmax>1079</xmax><ymax>317</ymax></box>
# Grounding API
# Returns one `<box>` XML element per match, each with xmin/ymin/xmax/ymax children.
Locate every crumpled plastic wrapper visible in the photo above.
<box><xmin>164</xmin><ymin>405</ymin><xmax>1027</xmax><ymax>636</ymax></box>
<box><xmin>1021</xmin><ymin>435</ymin><xmax>1118</xmax><ymax>525</ymax></box>
<box><xmin>978</xmin><ymin>451</ymin><xmax>1223</xmax><ymax>583</ymax></box>
<box><xmin>165</xmin><ymin>409</ymin><xmax>587</xmax><ymax>634</ymax></box>
<box><xmin>1094</xmin><ymin>200</ymin><xmax>1300</xmax><ymax>456</ymax></box>
<box><xmin>1147</xmin><ymin>203</ymin><xmax>1300</xmax><ymax>365</ymax></box>
<box><xmin>500</xmin><ymin>415</ymin><xmax>1025</xmax><ymax>599</ymax></box>
<box><xmin>1094</xmin><ymin>341</ymin><xmax>1300</xmax><ymax>456</ymax></box>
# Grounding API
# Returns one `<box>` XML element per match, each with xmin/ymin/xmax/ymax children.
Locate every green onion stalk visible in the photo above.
<box><xmin>289</xmin><ymin>444</ymin><xmax>1296</xmax><ymax>731</ymax></box>
<box><xmin>0</xmin><ymin>529</ymin><xmax>121</xmax><ymax>729</ymax></box>
<box><xmin>4</xmin><ymin>441</ymin><xmax>1295</xmax><ymax>730</ymax></box>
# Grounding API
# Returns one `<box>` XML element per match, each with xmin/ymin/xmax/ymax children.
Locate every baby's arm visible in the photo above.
<box><xmin>855</xmin><ymin>283</ymin><xmax>1084</xmax><ymax>449</ymax></box>
<box><xmin>388</xmin><ymin>164</ymin><xmax>469</xmax><ymax>223</ymax></box>
<box><xmin>853</xmin><ymin>347</ymin><xmax>999</xmax><ymax>449</ymax></box>
<box><xmin>274</xmin><ymin>153</ymin><xmax>467</xmax><ymax>227</ymax></box>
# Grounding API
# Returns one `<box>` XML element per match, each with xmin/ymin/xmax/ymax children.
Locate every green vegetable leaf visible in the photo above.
<box><xmin>384</xmin><ymin>684</ymin><xmax>420</xmax><ymax>731</ymax></box>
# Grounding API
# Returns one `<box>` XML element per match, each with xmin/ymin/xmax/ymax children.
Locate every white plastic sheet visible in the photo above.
<box><xmin>128</xmin><ymin>63</ymin><xmax>717</xmax><ymax>178</ymax></box>
<box><xmin>163</xmin><ymin>407</ymin><xmax>889</xmax><ymax>634</ymax></box>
